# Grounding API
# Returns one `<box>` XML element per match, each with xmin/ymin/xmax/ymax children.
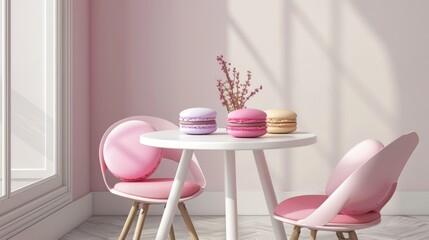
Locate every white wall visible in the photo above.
<box><xmin>90</xmin><ymin>0</ymin><xmax>429</xmax><ymax>200</ymax></box>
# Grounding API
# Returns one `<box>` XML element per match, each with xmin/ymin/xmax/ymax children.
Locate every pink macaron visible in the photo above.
<box><xmin>227</xmin><ymin>108</ymin><xmax>267</xmax><ymax>138</ymax></box>
<box><xmin>179</xmin><ymin>107</ymin><xmax>217</xmax><ymax>134</ymax></box>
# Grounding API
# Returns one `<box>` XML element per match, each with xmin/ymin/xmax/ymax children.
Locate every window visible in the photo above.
<box><xmin>0</xmin><ymin>0</ymin><xmax>71</xmax><ymax>238</ymax></box>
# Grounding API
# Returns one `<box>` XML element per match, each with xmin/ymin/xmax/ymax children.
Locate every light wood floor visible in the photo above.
<box><xmin>61</xmin><ymin>215</ymin><xmax>429</xmax><ymax>240</ymax></box>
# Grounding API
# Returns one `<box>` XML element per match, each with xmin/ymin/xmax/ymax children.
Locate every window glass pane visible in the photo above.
<box><xmin>10</xmin><ymin>0</ymin><xmax>55</xmax><ymax>192</ymax></box>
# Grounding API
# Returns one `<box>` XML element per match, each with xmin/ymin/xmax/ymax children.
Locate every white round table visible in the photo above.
<box><xmin>140</xmin><ymin>128</ymin><xmax>317</xmax><ymax>240</ymax></box>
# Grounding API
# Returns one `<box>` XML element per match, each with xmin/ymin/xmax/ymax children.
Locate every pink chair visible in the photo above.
<box><xmin>274</xmin><ymin>132</ymin><xmax>419</xmax><ymax>240</ymax></box>
<box><xmin>99</xmin><ymin>116</ymin><xmax>206</xmax><ymax>240</ymax></box>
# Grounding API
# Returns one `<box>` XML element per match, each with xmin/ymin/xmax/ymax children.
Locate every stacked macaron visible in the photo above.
<box><xmin>179</xmin><ymin>107</ymin><xmax>217</xmax><ymax>134</ymax></box>
<box><xmin>265</xmin><ymin>109</ymin><xmax>297</xmax><ymax>133</ymax></box>
<box><xmin>227</xmin><ymin>108</ymin><xmax>267</xmax><ymax>138</ymax></box>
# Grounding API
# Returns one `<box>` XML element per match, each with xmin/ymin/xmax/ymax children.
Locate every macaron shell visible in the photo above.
<box><xmin>180</xmin><ymin>124</ymin><xmax>217</xmax><ymax>135</ymax></box>
<box><xmin>267</xmin><ymin>124</ymin><xmax>297</xmax><ymax>134</ymax></box>
<box><xmin>227</xmin><ymin>128</ymin><xmax>267</xmax><ymax>138</ymax></box>
<box><xmin>265</xmin><ymin>109</ymin><xmax>297</xmax><ymax>119</ymax></box>
<box><xmin>228</xmin><ymin>108</ymin><xmax>267</xmax><ymax>121</ymax></box>
<box><xmin>180</xmin><ymin>107</ymin><xmax>217</xmax><ymax>120</ymax></box>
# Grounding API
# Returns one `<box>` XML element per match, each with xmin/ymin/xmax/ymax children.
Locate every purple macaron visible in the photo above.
<box><xmin>179</xmin><ymin>107</ymin><xmax>217</xmax><ymax>134</ymax></box>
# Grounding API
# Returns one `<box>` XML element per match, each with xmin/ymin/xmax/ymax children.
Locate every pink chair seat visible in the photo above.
<box><xmin>114</xmin><ymin>178</ymin><xmax>201</xmax><ymax>199</ymax></box>
<box><xmin>100</xmin><ymin>116</ymin><xmax>207</xmax><ymax>239</ymax></box>
<box><xmin>275</xmin><ymin>195</ymin><xmax>380</xmax><ymax>225</ymax></box>
<box><xmin>273</xmin><ymin>133</ymin><xmax>419</xmax><ymax>239</ymax></box>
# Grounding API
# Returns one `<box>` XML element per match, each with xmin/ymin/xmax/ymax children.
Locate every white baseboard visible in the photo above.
<box><xmin>9</xmin><ymin>193</ymin><xmax>93</xmax><ymax>240</ymax></box>
<box><xmin>93</xmin><ymin>191</ymin><xmax>429</xmax><ymax>216</ymax></box>
<box><xmin>7</xmin><ymin>190</ymin><xmax>428</xmax><ymax>240</ymax></box>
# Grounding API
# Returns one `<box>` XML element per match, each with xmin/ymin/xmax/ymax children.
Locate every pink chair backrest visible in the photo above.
<box><xmin>300</xmin><ymin>132</ymin><xmax>419</xmax><ymax>227</ymax></box>
<box><xmin>326</xmin><ymin>139</ymin><xmax>385</xmax><ymax>196</ymax></box>
<box><xmin>99</xmin><ymin>116</ymin><xmax>206</xmax><ymax>189</ymax></box>
<box><xmin>339</xmin><ymin>132</ymin><xmax>419</xmax><ymax>215</ymax></box>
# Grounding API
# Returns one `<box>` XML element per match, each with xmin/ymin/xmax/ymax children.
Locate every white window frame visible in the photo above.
<box><xmin>9</xmin><ymin>0</ymin><xmax>56</xmax><ymax>183</ymax></box>
<box><xmin>0</xmin><ymin>0</ymin><xmax>72</xmax><ymax>238</ymax></box>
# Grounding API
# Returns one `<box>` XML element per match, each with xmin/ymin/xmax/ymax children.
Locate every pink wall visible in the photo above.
<box><xmin>89</xmin><ymin>0</ymin><xmax>429</xmax><ymax>192</ymax></box>
<box><xmin>89</xmin><ymin>0</ymin><xmax>228</xmax><ymax>191</ymax></box>
<box><xmin>73</xmin><ymin>0</ymin><xmax>90</xmax><ymax>200</ymax></box>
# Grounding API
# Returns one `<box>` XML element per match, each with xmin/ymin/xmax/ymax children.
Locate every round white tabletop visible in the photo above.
<box><xmin>140</xmin><ymin>128</ymin><xmax>317</xmax><ymax>150</ymax></box>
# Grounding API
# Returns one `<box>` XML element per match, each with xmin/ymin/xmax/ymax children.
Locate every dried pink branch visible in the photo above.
<box><xmin>216</xmin><ymin>55</ymin><xmax>262</xmax><ymax>112</ymax></box>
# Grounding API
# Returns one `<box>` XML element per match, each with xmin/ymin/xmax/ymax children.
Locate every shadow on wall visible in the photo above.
<box><xmin>350</xmin><ymin>0</ymin><xmax>429</xmax><ymax>190</ymax></box>
<box><xmin>274</xmin><ymin>0</ymin><xmax>428</xmax><ymax>191</ymax></box>
<box><xmin>91</xmin><ymin>0</ymin><xmax>429</xmax><ymax>193</ymax></box>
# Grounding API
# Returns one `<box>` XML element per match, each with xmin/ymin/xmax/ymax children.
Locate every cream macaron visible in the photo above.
<box><xmin>265</xmin><ymin>109</ymin><xmax>297</xmax><ymax>133</ymax></box>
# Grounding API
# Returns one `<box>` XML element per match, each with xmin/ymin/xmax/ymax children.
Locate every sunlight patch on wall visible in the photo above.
<box><xmin>225</xmin><ymin>0</ymin><xmax>397</xmax><ymax>191</ymax></box>
<box><xmin>339</xmin><ymin>1</ymin><xmax>397</xmax><ymax>141</ymax></box>
<box><xmin>291</xmin><ymin>0</ymin><xmax>397</xmax><ymax>191</ymax></box>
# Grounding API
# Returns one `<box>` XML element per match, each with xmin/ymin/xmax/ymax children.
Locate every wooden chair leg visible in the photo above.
<box><xmin>289</xmin><ymin>226</ymin><xmax>301</xmax><ymax>240</ymax></box>
<box><xmin>132</xmin><ymin>203</ymin><xmax>150</xmax><ymax>240</ymax></box>
<box><xmin>119</xmin><ymin>201</ymin><xmax>139</xmax><ymax>240</ymax></box>
<box><xmin>178</xmin><ymin>202</ymin><xmax>199</xmax><ymax>240</ymax></box>
<box><xmin>348</xmin><ymin>231</ymin><xmax>358</xmax><ymax>240</ymax></box>
<box><xmin>169</xmin><ymin>224</ymin><xmax>176</xmax><ymax>240</ymax></box>
<box><xmin>336</xmin><ymin>232</ymin><xmax>346</xmax><ymax>239</ymax></box>
<box><xmin>310</xmin><ymin>229</ymin><xmax>317</xmax><ymax>240</ymax></box>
